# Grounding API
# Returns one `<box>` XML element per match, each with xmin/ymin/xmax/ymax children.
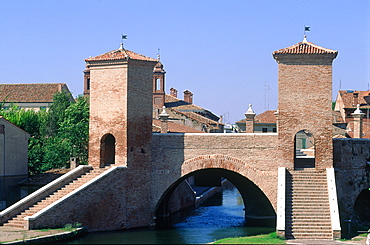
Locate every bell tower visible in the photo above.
<box><xmin>273</xmin><ymin>36</ymin><xmax>338</xmax><ymax>170</ymax></box>
<box><xmin>152</xmin><ymin>56</ymin><xmax>166</xmax><ymax>115</ymax></box>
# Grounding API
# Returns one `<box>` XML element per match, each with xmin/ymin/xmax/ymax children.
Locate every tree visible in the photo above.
<box><xmin>41</xmin><ymin>91</ymin><xmax>73</xmax><ymax>137</ymax></box>
<box><xmin>0</xmin><ymin>93</ymin><xmax>90</xmax><ymax>174</ymax></box>
<box><xmin>57</xmin><ymin>96</ymin><xmax>89</xmax><ymax>165</ymax></box>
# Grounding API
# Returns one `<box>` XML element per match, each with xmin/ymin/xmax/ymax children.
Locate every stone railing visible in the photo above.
<box><xmin>25</xmin><ymin>166</ymin><xmax>124</xmax><ymax>229</ymax></box>
<box><xmin>0</xmin><ymin>165</ymin><xmax>92</xmax><ymax>225</ymax></box>
<box><xmin>276</xmin><ymin>167</ymin><xmax>286</xmax><ymax>237</ymax></box>
<box><xmin>326</xmin><ymin>168</ymin><xmax>341</xmax><ymax>239</ymax></box>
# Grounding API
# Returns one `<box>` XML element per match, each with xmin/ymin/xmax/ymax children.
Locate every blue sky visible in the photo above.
<box><xmin>0</xmin><ymin>0</ymin><xmax>369</xmax><ymax>123</ymax></box>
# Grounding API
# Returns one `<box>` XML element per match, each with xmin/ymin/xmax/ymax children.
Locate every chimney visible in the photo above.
<box><xmin>352</xmin><ymin>104</ymin><xmax>365</xmax><ymax>138</ymax></box>
<box><xmin>159</xmin><ymin>106</ymin><xmax>170</xmax><ymax>133</ymax></box>
<box><xmin>244</xmin><ymin>104</ymin><xmax>256</xmax><ymax>133</ymax></box>
<box><xmin>353</xmin><ymin>92</ymin><xmax>359</xmax><ymax>106</ymax></box>
<box><xmin>183</xmin><ymin>90</ymin><xmax>193</xmax><ymax>104</ymax></box>
<box><xmin>170</xmin><ymin>87</ymin><xmax>178</xmax><ymax>98</ymax></box>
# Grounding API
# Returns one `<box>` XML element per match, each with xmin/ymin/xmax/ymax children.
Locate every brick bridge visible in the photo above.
<box><xmin>1</xmin><ymin>38</ymin><xmax>369</xmax><ymax>240</ymax></box>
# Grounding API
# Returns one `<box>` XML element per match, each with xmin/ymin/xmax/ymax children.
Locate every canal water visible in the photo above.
<box><xmin>65</xmin><ymin>183</ymin><xmax>274</xmax><ymax>244</ymax></box>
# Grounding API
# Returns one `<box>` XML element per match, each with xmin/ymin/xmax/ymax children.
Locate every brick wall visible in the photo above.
<box><xmin>151</xmin><ymin>133</ymin><xmax>279</xmax><ymax>215</ymax></box>
<box><xmin>333</xmin><ymin>138</ymin><xmax>370</xmax><ymax>224</ymax></box>
<box><xmin>274</xmin><ymin>55</ymin><xmax>336</xmax><ymax>170</ymax></box>
<box><xmin>88</xmin><ymin>59</ymin><xmax>156</xmax><ymax>168</ymax></box>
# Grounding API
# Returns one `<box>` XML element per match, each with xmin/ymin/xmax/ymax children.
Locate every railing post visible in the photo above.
<box><xmin>326</xmin><ymin>168</ymin><xmax>341</xmax><ymax>239</ymax></box>
<box><xmin>276</xmin><ymin>167</ymin><xmax>286</xmax><ymax>237</ymax></box>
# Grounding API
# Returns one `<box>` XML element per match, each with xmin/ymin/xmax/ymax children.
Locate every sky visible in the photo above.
<box><xmin>0</xmin><ymin>0</ymin><xmax>369</xmax><ymax>124</ymax></box>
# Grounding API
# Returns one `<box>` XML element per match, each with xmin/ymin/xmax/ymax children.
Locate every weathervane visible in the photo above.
<box><xmin>157</xmin><ymin>48</ymin><xmax>160</xmax><ymax>61</ymax></box>
<box><xmin>119</xmin><ymin>34</ymin><xmax>128</xmax><ymax>50</ymax></box>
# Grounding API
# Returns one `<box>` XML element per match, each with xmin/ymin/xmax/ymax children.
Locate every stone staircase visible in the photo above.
<box><xmin>3</xmin><ymin>167</ymin><xmax>106</xmax><ymax>228</ymax></box>
<box><xmin>285</xmin><ymin>169</ymin><xmax>332</xmax><ymax>239</ymax></box>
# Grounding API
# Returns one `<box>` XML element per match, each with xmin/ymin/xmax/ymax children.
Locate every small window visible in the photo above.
<box><xmin>272</xmin><ymin>128</ymin><xmax>277</xmax><ymax>133</ymax></box>
<box><xmin>156</xmin><ymin>78</ymin><xmax>161</xmax><ymax>91</ymax></box>
<box><xmin>87</xmin><ymin>78</ymin><xmax>90</xmax><ymax>90</ymax></box>
<box><xmin>262</xmin><ymin>128</ymin><xmax>268</xmax><ymax>133</ymax></box>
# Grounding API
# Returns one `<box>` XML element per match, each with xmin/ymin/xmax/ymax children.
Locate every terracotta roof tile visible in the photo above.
<box><xmin>255</xmin><ymin>110</ymin><xmax>277</xmax><ymax>124</ymax></box>
<box><xmin>152</xmin><ymin>119</ymin><xmax>204</xmax><ymax>133</ymax></box>
<box><xmin>338</xmin><ymin>90</ymin><xmax>370</xmax><ymax>109</ymax></box>
<box><xmin>164</xmin><ymin>94</ymin><xmax>204</xmax><ymax>111</ymax></box>
<box><xmin>273</xmin><ymin>41</ymin><xmax>337</xmax><ymax>55</ymax></box>
<box><xmin>236</xmin><ymin>110</ymin><xmax>277</xmax><ymax>124</ymax></box>
<box><xmin>85</xmin><ymin>48</ymin><xmax>157</xmax><ymax>62</ymax></box>
<box><xmin>0</xmin><ymin>83</ymin><xmax>72</xmax><ymax>103</ymax></box>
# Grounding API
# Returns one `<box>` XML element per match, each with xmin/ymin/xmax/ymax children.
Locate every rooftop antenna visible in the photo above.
<box><xmin>119</xmin><ymin>34</ymin><xmax>128</xmax><ymax>50</ymax></box>
<box><xmin>303</xmin><ymin>26</ymin><xmax>310</xmax><ymax>42</ymax></box>
<box><xmin>263</xmin><ymin>81</ymin><xmax>270</xmax><ymax>110</ymax></box>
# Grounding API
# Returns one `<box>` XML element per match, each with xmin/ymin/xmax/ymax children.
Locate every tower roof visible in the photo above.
<box><xmin>85</xmin><ymin>48</ymin><xmax>157</xmax><ymax>62</ymax></box>
<box><xmin>273</xmin><ymin>39</ymin><xmax>337</xmax><ymax>55</ymax></box>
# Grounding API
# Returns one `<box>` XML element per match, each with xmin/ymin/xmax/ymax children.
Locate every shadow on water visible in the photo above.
<box><xmin>64</xmin><ymin>184</ymin><xmax>274</xmax><ymax>244</ymax></box>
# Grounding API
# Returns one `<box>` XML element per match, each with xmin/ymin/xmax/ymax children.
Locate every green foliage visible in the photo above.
<box><xmin>0</xmin><ymin>93</ymin><xmax>89</xmax><ymax>174</ymax></box>
<box><xmin>58</xmin><ymin>96</ymin><xmax>89</xmax><ymax>165</ymax></box>
<box><xmin>42</xmin><ymin>91</ymin><xmax>73</xmax><ymax>137</ymax></box>
<box><xmin>213</xmin><ymin>232</ymin><xmax>286</xmax><ymax>244</ymax></box>
<box><xmin>63</xmin><ymin>222</ymin><xmax>82</xmax><ymax>231</ymax></box>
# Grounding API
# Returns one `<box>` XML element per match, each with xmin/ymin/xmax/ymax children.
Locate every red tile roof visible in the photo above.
<box><xmin>255</xmin><ymin>110</ymin><xmax>277</xmax><ymax>124</ymax></box>
<box><xmin>0</xmin><ymin>83</ymin><xmax>72</xmax><ymax>103</ymax></box>
<box><xmin>164</xmin><ymin>94</ymin><xmax>204</xmax><ymax>111</ymax></box>
<box><xmin>152</xmin><ymin>119</ymin><xmax>204</xmax><ymax>133</ymax></box>
<box><xmin>85</xmin><ymin>48</ymin><xmax>157</xmax><ymax>62</ymax></box>
<box><xmin>176</xmin><ymin>110</ymin><xmax>222</xmax><ymax>128</ymax></box>
<box><xmin>273</xmin><ymin>41</ymin><xmax>337</xmax><ymax>55</ymax></box>
<box><xmin>236</xmin><ymin>110</ymin><xmax>277</xmax><ymax>124</ymax></box>
<box><xmin>338</xmin><ymin>90</ymin><xmax>370</xmax><ymax>109</ymax></box>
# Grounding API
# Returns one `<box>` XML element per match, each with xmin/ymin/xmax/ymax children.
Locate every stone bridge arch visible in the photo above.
<box><xmin>154</xmin><ymin>154</ymin><xmax>278</xmax><ymax>225</ymax></box>
<box><xmin>181</xmin><ymin>154</ymin><xmax>277</xmax><ymax>209</ymax></box>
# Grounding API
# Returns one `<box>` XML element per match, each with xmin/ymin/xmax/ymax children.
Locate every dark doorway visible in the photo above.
<box><xmin>100</xmin><ymin>134</ymin><xmax>116</xmax><ymax>167</ymax></box>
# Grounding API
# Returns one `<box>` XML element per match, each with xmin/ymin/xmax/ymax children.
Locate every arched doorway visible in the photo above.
<box><xmin>155</xmin><ymin>168</ymin><xmax>276</xmax><ymax>228</ymax></box>
<box><xmin>294</xmin><ymin>130</ymin><xmax>315</xmax><ymax>169</ymax></box>
<box><xmin>100</xmin><ymin>133</ymin><xmax>116</xmax><ymax>167</ymax></box>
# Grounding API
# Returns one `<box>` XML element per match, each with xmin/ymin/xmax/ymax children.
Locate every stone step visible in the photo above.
<box><xmin>285</xmin><ymin>222</ymin><xmax>331</xmax><ymax>229</ymax></box>
<box><xmin>287</xmin><ymin>202</ymin><xmax>329</xmax><ymax>206</ymax></box>
<box><xmin>288</xmin><ymin>211</ymin><xmax>330</xmax><ymax>214</ymax></box>
<box><xmin>286</xmin><ymin>233</ymin><xmax>332</xmax><ymax>239</ymax></box>
<box><xmin>289</xmin><ymin>183</ymin><xmax>327</xmax><ymax>187</ymax></box>
<box><xmin>286</xmin><ymin>192</ymin><xmax>328</xmax><ymax>196</ymax></box>
<box><xmin>2</xmin><ymin>167</ymin><xmax>108</xmax><ymax>228</ymax></box>
<box><xmin>3</xmin><ymin>222</ymin><xmax>25</xmax><ymax>228</ymax></box>
<box><xmin>287</xmin><ymin>217</ymin><xmax>331</xmax><ymax>222</ymax></box>
<box><xmin>287</xmin><ymin>201</ymin><xmax>329</xmax><ymax>206</ymax></box>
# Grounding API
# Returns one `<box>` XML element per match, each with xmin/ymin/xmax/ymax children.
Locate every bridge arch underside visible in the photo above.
<box><xmin>155</xmin><ymin>168</ymin><xmax>276</xmax><ymax>227</ymax></box>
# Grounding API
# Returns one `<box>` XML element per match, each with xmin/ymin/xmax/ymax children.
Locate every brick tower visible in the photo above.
<box><xmin>152</xmin><ymin>58</ymin><xmax>166</xmax><ymax>114</ymax></box>
<box><xmin>273</xmin><ymin>36</ymin><xmax>338</xmax><ymax>170</ymax></box>
<box><xmin>85</xmin><ymin>45</ymin><xmax>157</xmax><ymax>169</ymax></box>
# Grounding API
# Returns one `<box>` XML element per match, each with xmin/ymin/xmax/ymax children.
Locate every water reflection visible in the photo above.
<box><xmin>66</xmin><ymin>184</ymin><xmax>274</xmax><ymax>244</ymax></box>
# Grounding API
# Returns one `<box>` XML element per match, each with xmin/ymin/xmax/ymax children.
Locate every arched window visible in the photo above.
<box><xmin>100</xmin><ymin>134</ymin><xmax>116</xmax><ymax>167</ymax></box>
<box><xmin>156</xmin><ymin>78</ymin><xmax>161</xmax><ymax>91</ymax></box>
<box><xmin>294</xmin><ymin>130</ymin><xmax>315</xmax><ymax>169</ymax></box>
